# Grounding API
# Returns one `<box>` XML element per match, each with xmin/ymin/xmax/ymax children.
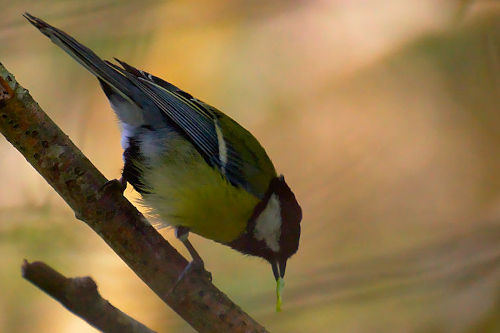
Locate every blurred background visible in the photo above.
<box><xmin>1</xmin><ymin>0</ymin><xmax>499</xmax><ymax>332</ymax></box>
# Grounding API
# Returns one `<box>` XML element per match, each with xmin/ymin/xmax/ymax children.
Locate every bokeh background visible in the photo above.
<box><xmin>1</xmin><ymin>1</ymin><xmax>500</xmax><ymax>332</ymax></box>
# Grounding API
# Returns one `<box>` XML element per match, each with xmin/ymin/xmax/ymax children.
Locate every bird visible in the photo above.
<box><xmin>24</xmin><ymin>13</ymin><xmax>302</xmax><ymax>309</ymax></box>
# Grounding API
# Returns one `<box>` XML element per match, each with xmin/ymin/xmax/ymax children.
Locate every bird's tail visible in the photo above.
<box><xmin>24</xmin><ymin>13</ymin><xmax>135</xmax><ymax>105</ymax></box>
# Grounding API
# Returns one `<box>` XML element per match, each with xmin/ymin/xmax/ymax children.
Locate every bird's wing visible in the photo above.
<box><xmin>111</xmin><ymin>60</ymin><xmax>276</xmax><ymax>198</ymax></box>
<box><xmin>25</xmin><ymin>13</ymin><xmax>275</xmax><ymax>198</ymax></box>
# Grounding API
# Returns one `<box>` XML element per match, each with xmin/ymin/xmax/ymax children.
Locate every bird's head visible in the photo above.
<box><xmin>228</xmin><ymin>175</ymin><xmax>302</xmax><ymax>281</ymax></box>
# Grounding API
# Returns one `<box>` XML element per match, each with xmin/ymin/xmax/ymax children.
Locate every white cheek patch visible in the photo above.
<box><xmin>254</xmin><ymin>194</ymin><xmax>282</xmax><ymax>252</ymax></box>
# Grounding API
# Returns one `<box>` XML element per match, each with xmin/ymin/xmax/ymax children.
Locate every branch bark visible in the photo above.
<box><xmin>0</xmin><ymin>61</ymin><xmax>268</xmax><ymax>333</ymax></box>
<box><xmin>22</xmin><ymin>260</ymin><xmax>157</xmax><ymax>333</ymax></box>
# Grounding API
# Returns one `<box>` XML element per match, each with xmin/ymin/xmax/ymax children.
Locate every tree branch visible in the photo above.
<box><xmin>22</xmin><ymin>260</ymin><xmax>157</xmax><ymax>333</ymax></box>
<box><xmin>0</xmin><ymin>61</ymin><xmax>268</xmax><ymax>333</ymax></box>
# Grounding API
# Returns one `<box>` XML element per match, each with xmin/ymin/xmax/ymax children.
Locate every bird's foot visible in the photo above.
<box><xmin>179</xmin><ymin>259</ymin><xmax>212</xmax><ymax>283</ymax></box>
<box><xmin>169</xmin><ymin>259</ymin><xmax>212</xmax><ymax>295</ymax></box>
<box><xmin>100</xmin><ymin>177</ymin><xmax>127</xmax><ymax>194</ymax></box>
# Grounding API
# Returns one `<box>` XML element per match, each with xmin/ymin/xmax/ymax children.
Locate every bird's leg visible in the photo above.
<box><xmin>170</xmin><ymin>227</ymin><xmax>211</xmax><ymax>292</ymax></box>
<box><xmin>177</xmin><ymin>230</ymin><xmax>204</xmax><ymax>265</ymax></box>
<box><xmin>175</xmin><ymin>226</ymin><xmax>205</xmax><ymax>268</ymax></box>
<box><xmin>117</xmin><ymin>175</ymin><xmax>128</xmax><ymax>192</ymax></box>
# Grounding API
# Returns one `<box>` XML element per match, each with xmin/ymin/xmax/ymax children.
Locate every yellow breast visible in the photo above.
<box><xmin>138</xmin><ymin>135</ymin><xmax>259</xmax><ymax>243</ymax></box>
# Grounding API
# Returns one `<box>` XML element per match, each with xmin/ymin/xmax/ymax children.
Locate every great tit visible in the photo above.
<box><xmin>25</xmin><ymin>13</ymin><xmax>302</xmax><ymax>309</ymax></box>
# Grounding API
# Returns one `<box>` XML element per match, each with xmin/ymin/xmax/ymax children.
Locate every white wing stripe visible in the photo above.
<box><xmin>214</xmin><ymin>119</ymin><xmax>228</xmax><ymax>174</ymax></box>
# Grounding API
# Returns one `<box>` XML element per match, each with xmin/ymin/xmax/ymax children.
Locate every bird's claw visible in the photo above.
<box><xmin>169</xmin><ymin>260</ymin><xmax>212</xmax><ymax>295</ymax></box>
<box><xmin>99</xmin><ymin>177</ymin><xmax>127</xmax><ymax>194</ymax></box>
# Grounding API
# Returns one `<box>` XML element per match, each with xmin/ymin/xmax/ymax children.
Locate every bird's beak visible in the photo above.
<box><xmin>272</xmin><ymin>259</ymin><xmax>288</xmax><ymax>312</ymax></box>
<box><xmin>271</xmin><ymin>259</ymin><xmax>287</xmax><ymax>281</ymax></box>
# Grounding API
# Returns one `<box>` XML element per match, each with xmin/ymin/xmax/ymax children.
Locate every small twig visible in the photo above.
<box><xmin>22</xmin><ymin>260</ymin><xmax>156</xmax><ymax>333</ymax></box>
